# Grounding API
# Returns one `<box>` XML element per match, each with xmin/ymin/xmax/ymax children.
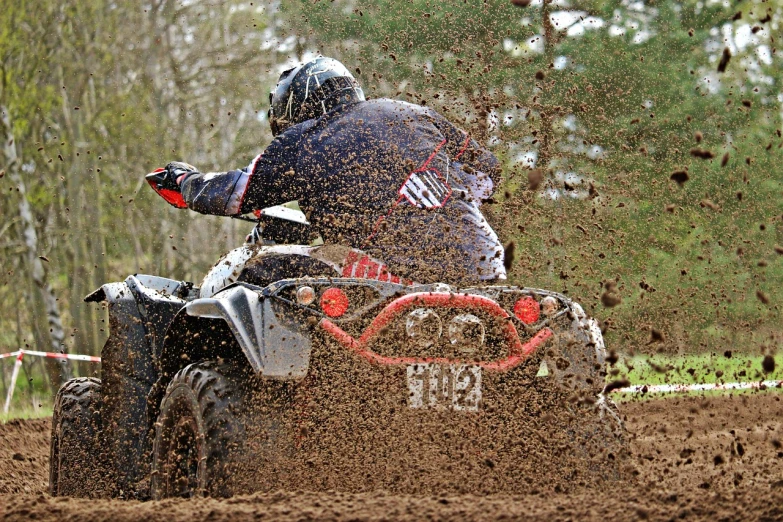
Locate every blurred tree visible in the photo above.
<box><xmin>0</xmin><ymin>0</ymin><xmax>285</xmax><ymax>390</ymax></box>
<box><xmin>0</xmin><ymin>1</ymin><xmax>72</xmax><ymax>385</ymax></box>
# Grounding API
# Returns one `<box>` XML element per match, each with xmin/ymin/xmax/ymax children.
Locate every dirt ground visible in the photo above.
<box><xmin>1</xmin><ymin>392</ymin><xmax>782</xmax><ymax>521</ymax></box>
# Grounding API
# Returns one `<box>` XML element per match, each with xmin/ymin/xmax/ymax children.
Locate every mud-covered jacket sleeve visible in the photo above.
<box><xmin>427</xmin><ymin>109</ymin><xmax>501</xmax><ymax>187</ymax></box>
<box><xmin>180</xmin><ymin>126</ymin><xmax>302</xmax><ymax>216</ymax></box>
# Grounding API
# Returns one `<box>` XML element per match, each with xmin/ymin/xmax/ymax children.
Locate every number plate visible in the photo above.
<box><xmin>406</xmin><ymin>363</ymin><xmax>482</xmax><ymax>412</ymax></box>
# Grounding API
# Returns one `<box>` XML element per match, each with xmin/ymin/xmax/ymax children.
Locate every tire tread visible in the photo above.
<box><xmin>151</xmin><ymin>361</ymin><xmax>244</xmax><ymax>498</ymax></box>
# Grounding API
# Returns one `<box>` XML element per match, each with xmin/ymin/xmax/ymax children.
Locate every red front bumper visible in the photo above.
<box><xmin>319</xmin><ymin>291</ymin><xmax>553</xmax><ymax>371</ymax></box>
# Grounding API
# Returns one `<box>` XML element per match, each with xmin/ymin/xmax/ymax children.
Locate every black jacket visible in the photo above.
<box><xmin>181</xmin><ymin>99</ymin><xmax>506</xmax><ymax>283</ymax></box>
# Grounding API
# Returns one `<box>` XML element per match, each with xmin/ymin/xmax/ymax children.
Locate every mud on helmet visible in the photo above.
<box><xmin>268</xmin><ymin>57</ymin><xmax>365</xmax><ymax>136</ymax></box>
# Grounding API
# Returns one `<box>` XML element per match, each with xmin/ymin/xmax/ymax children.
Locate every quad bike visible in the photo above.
<box><xmin>49</xmin><ymin>169</ymin><xmax>626</xmax><ymax>499</ymax></box>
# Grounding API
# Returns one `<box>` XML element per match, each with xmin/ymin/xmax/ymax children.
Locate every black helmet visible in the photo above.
<box><xmin>268</xmin><ymin>57</ymin><xmax>365</xmax><ymax>136</ymax></box>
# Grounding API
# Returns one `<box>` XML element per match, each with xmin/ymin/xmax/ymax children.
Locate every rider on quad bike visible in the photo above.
<box><xmin>152</xmin><ymin>56</ymin><xmax>506</xmax><ymax>285</ymax></box>
<box><xmin>49</xmin><ymin>57</ymin><xmax>624</xmax><ymax>501</ymax></box>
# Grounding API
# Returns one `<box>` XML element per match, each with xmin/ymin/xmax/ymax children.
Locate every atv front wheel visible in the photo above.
<box><xmin>151</xmin><ymin>361</ymin><xmax>245</xmax><ymax>499</ymax></box>
<box><xmin>49</xmin><ymin>377</ymin><xmax>108</xmax><ymax>497</ymax></box>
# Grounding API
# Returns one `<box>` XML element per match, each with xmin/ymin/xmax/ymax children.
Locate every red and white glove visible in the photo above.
<box><xmin>146</xmin><ymin>161</ymin><xmax>200</xmax><ymax>209</ymax></box>
<box><xmin>166</xmin><ymin>161</ymin><xmax>199</xmax><ymax>186</ymax></box>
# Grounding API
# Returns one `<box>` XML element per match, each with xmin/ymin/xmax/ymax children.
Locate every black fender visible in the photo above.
<box><xmin>85</xmin><ymin>274</ymin><xmax>194</xmax><ymax>497</ymax></box>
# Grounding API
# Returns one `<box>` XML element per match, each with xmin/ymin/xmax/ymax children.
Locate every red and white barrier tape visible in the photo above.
<box><xmin>613</xmin><ymin>379</ymin><xmax>783</xmax><ymax>395</ymax></box>
<box><xmin>0</xmin><ymin>349</ymin><xmax>101</xmax><ymax>363</ymax></box>
<box><xmin>1</xmin><ymin>349</ymin><xmax>100</xmax><ymax>414</ymax></box>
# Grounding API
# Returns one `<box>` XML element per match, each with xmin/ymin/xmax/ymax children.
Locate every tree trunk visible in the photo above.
<box><xmin>1</xmin><ymin>105</ymin><xmax>72</xmax><ymax>386</ymax></box>
<box><xmin>537</xmin><ymin>0</ymin><xmax>556</xmax><ymax>172</ymax></box>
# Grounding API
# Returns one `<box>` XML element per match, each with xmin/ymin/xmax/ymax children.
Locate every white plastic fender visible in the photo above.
<box><xmin>199</xmin><ymin>244</ymin><xmax>344</xmax><ymax>298</ymax></box>
<box><xmin>200</xmin><ymin>246</ymin><xmax>255</xmax><ymax>298</ymax></box>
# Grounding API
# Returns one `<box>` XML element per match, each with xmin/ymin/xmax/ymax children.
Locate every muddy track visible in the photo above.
<box><xmin>1</xmin><ymin>393</ymin><xmax>782</xmax><ymax>521</ymax></box>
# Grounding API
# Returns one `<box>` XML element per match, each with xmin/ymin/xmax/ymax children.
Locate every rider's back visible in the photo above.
<box><xmin>290</xmin><ymin>98</ymin><xmax>506</xmax><ymax>284</ymax></box>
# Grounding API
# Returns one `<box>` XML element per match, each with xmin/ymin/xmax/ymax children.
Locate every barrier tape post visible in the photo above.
<box><xmin>3</xmin><ymin>351</ymin><xmax>24</xmax><ymax>415</ymax></box>
<box><xmin>1</xmin><ymin>349</ymin><xmax>101</xmax><ymax>416</ymax></box>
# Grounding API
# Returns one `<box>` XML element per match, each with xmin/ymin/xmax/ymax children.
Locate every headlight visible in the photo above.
<box><xmin>447</xmin><ymin>314</ymin><xmax>485</xmax><ymax>354</ymax></box>
<box><xmin>296</xmin><ymin>286</ymin><xmax>316</xmax><ymax>306</ymax></box>
<box><xmin>540</xmin><ymin>296</ymin><xmax>559</xmax><ymax>317</ymax></box>
<box><xmin>405</xmin><ymin>308</ymin><xmax>442</xmax><ymax>347</ymax></box>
